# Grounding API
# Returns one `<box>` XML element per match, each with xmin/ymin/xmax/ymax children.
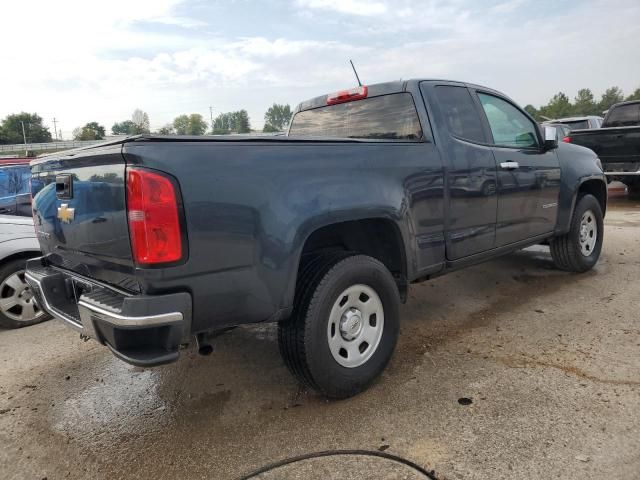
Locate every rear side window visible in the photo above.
<box><xmin>605</xmin><ymin>104</ymin><xmax>639</xmax><ymax>127</ymax></box>
<box><xmin>478</xmin><ymin>93</ymin><xmax>539</xmax><ymax>148</ymax></box>
<box><xmin>433</xmin><ymin>86</ymin><xmax>486</xmax><ymax>143</ymax></box>
<box><xmin>289</xmin><ymin>93</ymin><xmax>422</xmax><ymax>140</ymax></box>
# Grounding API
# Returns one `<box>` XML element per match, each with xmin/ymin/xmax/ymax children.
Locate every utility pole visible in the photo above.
<box><xmin>209</xmin><ymin>106</ymin><xmax>214</xmax><ymax>133</ymax></box>
<box><xmin>20</xmin><ymin>121</ymin><xmax>28</xmax><ymax>156</ymax></box>
<box><xmin>53</xmin><ymin>117</ymin><xmax>59</xmax><ymax>141</ymax></box>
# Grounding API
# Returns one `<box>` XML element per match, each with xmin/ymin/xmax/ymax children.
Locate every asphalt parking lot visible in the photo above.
<box><xmin>1</xmin><ymin>193</ymin><xmax>639</xmax><ymax>480</ymax></box>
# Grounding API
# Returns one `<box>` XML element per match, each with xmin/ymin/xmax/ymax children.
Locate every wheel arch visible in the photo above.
<box><xmin>285</xmin><ymin>216</ymin><xmax>411</xmax><ymax>308</ymax></box>
<box><xmin>556</xmin><ymin>175</ymin><xmax>607</xmax><ymax>235</ymax></box>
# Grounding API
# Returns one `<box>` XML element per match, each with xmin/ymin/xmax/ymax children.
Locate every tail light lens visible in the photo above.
<box><xmin>563</xmin><ymin>136</ymin><xmax>571</xmax><ymax>143</ymax></box>
<box><xmin>126</xmin><ymin>168</ymin><xmax>182</xmax><ymax>265</ymax></box>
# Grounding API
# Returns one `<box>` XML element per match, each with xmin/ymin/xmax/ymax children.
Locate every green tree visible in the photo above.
<box><xmin>263</xmin><ymin>103</ymin><xmax>292</xmax><ymax>132</ymax></box>
<box><xmin>112</xmin><ymin>120</ymin><xmax>136</xmax><ymax>135</ymax></box>
<box><xmin>572</xmin><ymin>89</ymin><xmax>597</xmax><ymax>116</ymax></box>
<box><xmin>598</xmin><ymin>87</ymin><xmax>624</xmax><ymax>113</ymax></box>
<box><xmin>0</xmin><ymin>112</ymin><xmax>52</xmax><ymax>144</ymax></box>
<box><xmin>131</xmin><ymin>109</ymin><xmax>151</xmax><ymax>134</ymax></box>
<box><xmin>234</xmin><ymin>109</ymin><xmax>251</xmax><ymax>133</ymax></box>
<box><xmin>212</xmin><ymin>111</ymin><xmax>251</xmax><ymax>134</ymax></box>
<box><xmin>539</xmin><ymin>92</ymin><xmax>572</xmax><ymax>119</ymax></box>
<box><xmin>157</xmin><ymin>124</ymin><xmax>175</xmax><ymax>135</ymax></box>
<box><xmin>173</xmin><ymin>114</ymin><xmax>208</xmax><ymax>135</ymax></box>
<box><xmin>625</xmin><ymin>87</ymin><xmax>640</xmax><ymax>102</ymax></box>
<box><xmin>73</xmin><ymin>121</ymin><xmax>106</xmax><ymax>140</ymax></box>
<box><xmin>523</xmin><ymin>104</ymin><xmax>539</xmax><ymax>120</ymax></box>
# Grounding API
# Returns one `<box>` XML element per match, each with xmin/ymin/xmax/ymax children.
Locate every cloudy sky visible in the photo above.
<box><xmin>1</xmin><ymin>0</ymin><xmax>639</xmax><ymax>138</ymax></box>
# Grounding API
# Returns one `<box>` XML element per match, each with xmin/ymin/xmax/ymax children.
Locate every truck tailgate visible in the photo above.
<box><xmin>30</xmin><ymin>143</ymin><xmax>137</xmax><ymax>291</ymax></box>
<box><xmin>571</xmin><ymin>126</ymin><xmax>640</xmax><ymax>172</ymax></box>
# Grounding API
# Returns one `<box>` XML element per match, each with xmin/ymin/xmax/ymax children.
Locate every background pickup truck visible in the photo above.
<box><xmin>26</xmin><ymin>79</ymin><xmax>606</xmax><ymax>398</ymax></box>
<box><xmin>565</xmin><ymin>100</ymin><xmax>640</xmax><ymax>193</ymax></box>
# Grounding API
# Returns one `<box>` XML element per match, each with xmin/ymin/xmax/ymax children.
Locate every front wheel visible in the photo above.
<box><xmin>278</xmin><ymin>254</ymin><xmax>400</xmax><ymax>399</ymax></box>
<box><xmin>550</xmin><ymin>194</ymin><xmax>604</xmax><ymax>272</ymax></box>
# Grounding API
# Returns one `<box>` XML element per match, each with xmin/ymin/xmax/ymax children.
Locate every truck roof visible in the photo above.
<box><xmin>551</xmin><ymin>116</ymin><xmax>603</xmax><ymax>122</ymax></box>
<box><xmin>294</xmin><ymin>78</ymin><xmax>507</xmax><ymax>112</ymax></box>
<box><xmin>611</xmin><ymin>100</ymin><xmax>640</xmax><ymax>107</ymax></box>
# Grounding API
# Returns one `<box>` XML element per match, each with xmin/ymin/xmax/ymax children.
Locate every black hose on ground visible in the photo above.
<box><xmin>236</xmin><ymin>449</ymin><xmax>438</xmax><ymax>479</ymax></box>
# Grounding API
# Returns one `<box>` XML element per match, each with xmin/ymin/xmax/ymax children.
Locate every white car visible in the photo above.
<box><xmin>0</xmin><ymin>215</ymin><xmax>50</xmax><ymax>328</ymax></box>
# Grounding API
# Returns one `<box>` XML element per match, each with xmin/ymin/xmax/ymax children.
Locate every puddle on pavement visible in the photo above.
<box><xmin>50</xmin><ymin>357</ymin><xmax>171</xmax><ymax>442</ymax></box>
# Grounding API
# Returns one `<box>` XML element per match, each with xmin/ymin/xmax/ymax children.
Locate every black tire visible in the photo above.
<box><xmin>278</xmin><ymin>254</ymin><xmax>400</xmax><ymax>399</ymax></box>
<box><xmin>550</xmin><ymin>194</ymin><xmax>603</xmax><ymax>273</ymax></box>
<box><xmin>0</xmin><ymin>258</ymin><xmax>51</xmax><ymax>329</ymax></box>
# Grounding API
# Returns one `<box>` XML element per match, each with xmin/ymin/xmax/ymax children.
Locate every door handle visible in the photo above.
<box><xmin>500</xmin><ymin>161</ymin><xmax>519</xmax><ymax>170</ymax></box>
<box><xmin>92</xmin><ymin>217</ymin><xmax>107</xmax><ymax>224</ymax></box>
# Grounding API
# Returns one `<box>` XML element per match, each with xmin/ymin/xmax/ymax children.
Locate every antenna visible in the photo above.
<box><xmin>349</xmin><ymin>59</ymin><xmax>362</xmax><ymax>87</ymax></box>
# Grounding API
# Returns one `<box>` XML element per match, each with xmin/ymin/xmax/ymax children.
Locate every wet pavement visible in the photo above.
<box><xmin>1</xmin><ymin>194</ymin><xmax>639</xmax><ymax>480</ymax></box>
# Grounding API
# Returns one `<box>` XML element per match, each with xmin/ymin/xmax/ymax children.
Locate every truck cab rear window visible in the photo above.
<box><xmin>605</xmin><ymin>104</ymin><xmax>639</xmax><ymax>127</ymax></box>
<box><xmin>289</xmin><ymin>93</ymin><xmax>423</xmax><ymax>140</ymax></box>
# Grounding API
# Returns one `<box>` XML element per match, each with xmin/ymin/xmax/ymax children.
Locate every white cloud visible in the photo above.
<box><xmin>296</xmin><ymin>0</ymin><xmax>387</xmax><ymax>16</ymax></box>
<box><xmin>0</xmin><ymin>0</ymin><xmax>639</xmax><ymax>137</ymax></box>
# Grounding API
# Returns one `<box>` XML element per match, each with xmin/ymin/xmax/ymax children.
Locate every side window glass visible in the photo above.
<box><xmin>0</xmin><ymin>168</ymin><xmax>12</xmax><ymax>198</ymax></box>
<box><xmin>478</xmin><ymin>93</ymin><xmax>539</xmax><ymax>148</ymax></box>
<box><xmin>433</xmin><ymin>86</ymin><xmax>486</xmax><ymax>143</ymax></box>
<box><xmin>16</xmin><ymin>166</ymin><xmax>31</xmax><ymax>195</ymax></box>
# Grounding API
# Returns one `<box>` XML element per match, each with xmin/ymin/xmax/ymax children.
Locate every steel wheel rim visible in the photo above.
<box><xmin>579</xmin><ymin>209</ymin><xmax>598</xmax><ymax>257</ymax></box>
<box><xmin>327</xmin><ymin>284</ymin><xmax>384</xmax><ymax>368</ymax></box>
<box><xmin>0</xmin><ymin>269</ymin><xmax>44</xmax><ymax>323</ymax></box>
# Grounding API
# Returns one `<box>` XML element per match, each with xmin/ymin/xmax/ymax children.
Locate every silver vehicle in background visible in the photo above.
<box><xmin>545</xmin><ymin>115</ymin><xmax>604</xmax><ymax>130</ymax></box>
<box><xmin>0</xmin><ymin>215</ymin><xmax>50</xmax><ymax>328</ymax></box>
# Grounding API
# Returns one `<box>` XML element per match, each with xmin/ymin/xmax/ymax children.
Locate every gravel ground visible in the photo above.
<box><xmin>1</xmin><ymin>195</ymin><xmax>639</xmax><ymax>480</ymax></box>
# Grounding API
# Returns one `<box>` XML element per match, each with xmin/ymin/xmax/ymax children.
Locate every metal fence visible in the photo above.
<box><xmin>0</xmin><ymin>133</ymin><xmax>284</xmax><ymax>156</ymax></box>
<box><xmin>0</xmin><ymin>137</ymin><xmax>127</xmax><ymax>154</ymax></box>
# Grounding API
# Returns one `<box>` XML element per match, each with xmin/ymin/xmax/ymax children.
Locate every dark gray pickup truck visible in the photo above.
<box><xmin>565</xmin><ymin>100</ymin><xmax>640</xmax><ymax>193</ymax></box>
<box><xmin>26</xmin><ymin>79</ymin><xmax>606</xmax><ymax>398</ymax></box>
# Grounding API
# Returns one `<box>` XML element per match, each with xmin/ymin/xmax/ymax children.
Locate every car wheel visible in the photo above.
<box><xmin>278</xmin><ymin>253</ymin><xmax>400</xmax><ymax>399</ymax></box>
<box><xmin>550</xmin><ymin>194</ymin><xmax>603</xmax><ymax>273</ymax></box>
<box><xmin>0</xmin><ymin>259</ymin><xmax>51</xmax><ymax>329</ymax></box>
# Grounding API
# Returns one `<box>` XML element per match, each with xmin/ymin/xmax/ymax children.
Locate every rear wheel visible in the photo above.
<box><xmin>550</xmin><ymin>194</ymin><xmax>603</xmax><ymax>272</ymax></box>
<box><xmin>0</xmin><ymin>259</ymin><xmax>51</xmax><ymax>329</ymax></box>
<box><xmin>278</xmin><ymin>254</ymin><xmax>400</xmax><ymax>399</ymax></box>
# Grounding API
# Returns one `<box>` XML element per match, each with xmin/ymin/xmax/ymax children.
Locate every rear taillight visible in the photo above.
<box><xmin>563</xmin><ymin>136</ymin><xmax>571</xmax><ymax>143</ymax></box>
<box><xmin>327</xmin><ymin>86</ymin><xmax>368</xmax><ymax>105</ymax></box>
<box><xmin>126</xmin><ymin>168</ymin><xmax>182</xmax><ymax>265</ymax></box>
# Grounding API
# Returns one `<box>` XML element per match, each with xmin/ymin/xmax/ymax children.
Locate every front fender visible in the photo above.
<box><xmin>555</xmin><ymin>143</ymin><xmax>607</xmax><ymax>235</ymax></box>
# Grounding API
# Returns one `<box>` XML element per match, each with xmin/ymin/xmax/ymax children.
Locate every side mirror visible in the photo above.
<box><xmin>543</xmin><ymin>125</ymin><xmax>558</xmax><ymax>151</ymax></box>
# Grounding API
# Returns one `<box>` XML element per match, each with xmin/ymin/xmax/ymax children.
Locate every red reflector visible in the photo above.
<box><xmin>327</xmin><ymin>86</ymin><xmax>368</xmax><ymax>105</ymax></box>
<box><xmin>562</xmin><ymin>136</ymin><xmax>571</xmax><ymax>143</ymax></box>
<box><xmin>126</xmin><ymin>168</ymin><xmax>182</xmax><ymax>265</ymax></box>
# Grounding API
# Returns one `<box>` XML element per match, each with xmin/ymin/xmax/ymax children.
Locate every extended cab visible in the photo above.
<box><xmin>565</xmin><ymin>100</ymin><xmax>640</xmax><ymax>193</ymax></box>
<box><xmin>26</xmin><ymin>80</ymin><xmax>606</xmax><ymax>398</ymax></box>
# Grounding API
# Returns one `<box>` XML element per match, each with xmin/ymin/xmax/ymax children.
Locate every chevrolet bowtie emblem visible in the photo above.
<box><xmin>57</xmin><ymin>203</ymin><xmax>75</xmax><ymax>224</ymax></box>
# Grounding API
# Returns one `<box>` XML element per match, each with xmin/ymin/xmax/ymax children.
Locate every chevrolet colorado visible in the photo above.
<box><xmin>565</xmin><ymin>100</ymin><xmax>640</xmax><ymax>193</ymax></box>
<box><xmin>26</xmin><ymin>80</ymin><xmax>606</xmax><ymax>398</ymax></box>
